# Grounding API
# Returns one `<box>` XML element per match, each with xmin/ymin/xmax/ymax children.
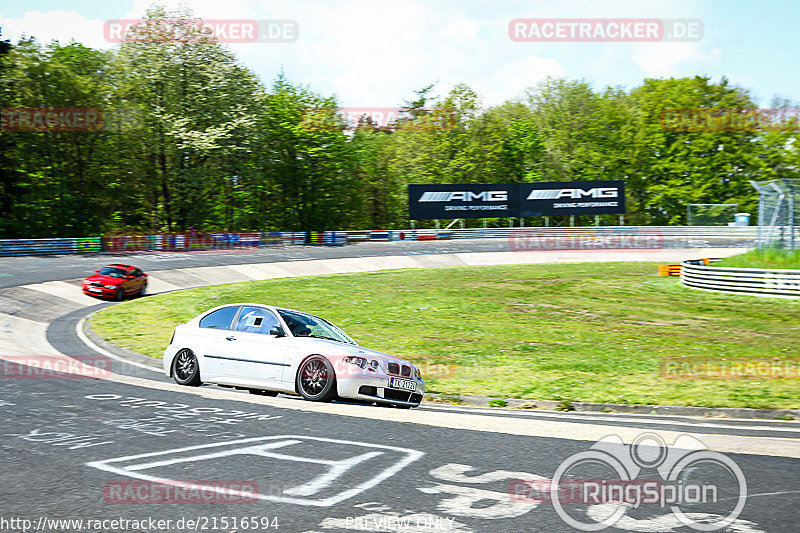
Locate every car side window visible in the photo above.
<box><xmin>199</xmin><ymin>306</ymin><xmax>240</xmax><ymax>330</ymax></box>
<box><xmin>131</xmin><ymin>268</ymin><xmax>141</xmax><ymax>276</ymax></box>
<box><xmin>234</xmin><ymin>306</ymin><xmax>281</xmax><ymax>335</ymax></box>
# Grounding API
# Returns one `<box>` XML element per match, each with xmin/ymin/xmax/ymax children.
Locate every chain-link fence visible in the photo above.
<box><xmin>750</xmin><ymin>179</ymin><xmax>800</xmax><ymax>250</ymax></box>
<box><xmin>686</xmin><ymin>203</ymin><xmax>739</xmax><ymax>225</ymax></box>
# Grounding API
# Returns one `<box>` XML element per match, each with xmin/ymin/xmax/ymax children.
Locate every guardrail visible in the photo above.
<box><xmin>0</xmin><ymin>237</ymin><xmax>101</xmax><ymax>256</ymax></box>
<box><xmin>680</xmin><ymin>261</ymin><xmax>800</xmax><ymax>298</ymax></box>
<box><xmin>0</xmin><ymin>226</ymin><xmax>758</xmax><ymax>257</ymax></box>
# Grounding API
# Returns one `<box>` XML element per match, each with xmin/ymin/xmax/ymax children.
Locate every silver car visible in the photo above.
<box><xmin>163</xmin><ymin>303</ymin><xmax>425</xmax><ymax>408</ymax></box>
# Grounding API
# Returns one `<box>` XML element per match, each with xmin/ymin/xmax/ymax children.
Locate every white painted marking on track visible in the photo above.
<box><xmin>75</xmin><ymin>317</ymin><xmax>161</xmax><ymax>373</ymax></box>
<box><xmin>586</xmin><ymin>503</ymin><xmax>765</xmax><ymax>532</ymax></box>
<box><xmin>419</xmin><ymin>404</ymin><xmax>800</xmax><ymax>434</ymax></box>
<box><xmin>86</xmin><ymin>435</ymin><xmax>424</xmax><ymax>507</ymax></box>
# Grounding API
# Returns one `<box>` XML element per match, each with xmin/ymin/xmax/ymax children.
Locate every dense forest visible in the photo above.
<box><xmin>0</xmin><ymin>7</ymin><xmax>797</xmax><ymax>238</ymax></box>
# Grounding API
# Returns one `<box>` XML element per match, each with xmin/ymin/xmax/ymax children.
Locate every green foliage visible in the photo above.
<box><xmin>1</xmin><ymin>5</ymin><xmax>796</xmax><ymax>236</ymax></box>
<box><xmin>92</xmin><ymin>262</ymin><xmax>800</xmax><ymax>409</ymax></box>
<box><xmin>715</xmin><ymin>248</ymin><xmax>800</xmax><ymax>269</ymax></box>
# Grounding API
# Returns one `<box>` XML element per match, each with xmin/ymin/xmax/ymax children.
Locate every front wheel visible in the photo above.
<box><xmin>172</xmin><ymin>349</ymin><xmax>201</xmax><ymax>386</ymax></box>
<box><xmin>296</xmin><ymin>355</ymin><xmax>337</xmax><ymax>402</ymax></box>
<box><xmin>115</xmin><ymin>287</ymin><xmax>125</xmax><ymax>301</ymax></box>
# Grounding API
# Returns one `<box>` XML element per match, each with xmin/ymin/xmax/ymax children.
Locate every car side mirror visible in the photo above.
<box><xmin>126</xmin><ymin>275</ymin><xmax>135</xmax><ymax>279</ymax></box>
<box><xmin>269</xmin><ymin>326</ymin><xmax>285</xmax><ymax>337</ymax></box>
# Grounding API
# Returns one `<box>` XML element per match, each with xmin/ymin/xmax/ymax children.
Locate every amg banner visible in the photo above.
<box><xmin>408</xmin><ymin>180</ymin><xmax>625</xmax><ymax>219</ymax></box>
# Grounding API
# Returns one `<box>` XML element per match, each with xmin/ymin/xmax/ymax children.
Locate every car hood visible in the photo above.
<box><xmin>289</xmin><ymin>337</ymin><xmax>414</xmax><ymax>366</ymax></box>
<box><xmin>84</xmin><ymin>274</ymin><xmax>124</xmax><ymax>285</ymax></box>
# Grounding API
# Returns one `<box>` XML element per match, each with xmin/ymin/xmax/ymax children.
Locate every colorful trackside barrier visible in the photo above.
<box><xmin>0</xmin><ymin>237</ymin><xmax>102</xmax><ymax>256</ymax></box>
<box><xmin>367</xmin><ymin>230</ymin><xmax>391</xmax><ymax>241</ymax></box>
<box><xmin>102</xmin><ymin>232</ymin><xmax>311</xmax><ymax>253</ymax></box>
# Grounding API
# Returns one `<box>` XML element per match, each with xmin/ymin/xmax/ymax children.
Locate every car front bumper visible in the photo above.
<box><xmin>82</xmin><ymin>285</ymin><xmax>118</xmax><ymax>297</ymax></box>
<box><xmin>337</xmin><ymin>375</ymin><xmax>425</xmax><ymax>407</ymax></box>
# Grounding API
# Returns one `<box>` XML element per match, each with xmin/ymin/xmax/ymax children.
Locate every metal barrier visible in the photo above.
<box><xmin>0</xmin><ymin>237</ymin><xmax>101</xmax><ymax>256</ymax></box>
<box><xmin>481</xmin><ymin>226</ymin><xmax>757</xmax><ymax>250</ymax></box>
<box><xmin>0</xmin><ymin>226</ymin><xmax>757</xmax><ymax>257</ymax></box>
<box><xmin>680</xmin><ymin>261</ymin><xmax>800</xmax><ymax>298</ymax></box>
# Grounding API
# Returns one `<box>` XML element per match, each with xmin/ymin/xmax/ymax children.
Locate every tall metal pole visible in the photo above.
<box><xmin>783</xmin><ymin>179</ymin><xmax>795</xmax><ymax>250</ymax></box>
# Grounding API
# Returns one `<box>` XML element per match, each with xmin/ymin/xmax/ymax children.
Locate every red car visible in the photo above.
<box><xmin>82</xmin><ymin>264</ymin><xmax>148</xmax><ymax>300</ymax></box>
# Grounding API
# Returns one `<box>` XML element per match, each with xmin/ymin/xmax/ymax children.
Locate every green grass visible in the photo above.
<box><xmin>715</xmin><ymin>248</ymin><xmax>800</xmax><ymax>270</ymax></box>
<box><xmin>91</xmin><ymin>262</ymin><xmax>800</xmax><ymax>409</ymax></box>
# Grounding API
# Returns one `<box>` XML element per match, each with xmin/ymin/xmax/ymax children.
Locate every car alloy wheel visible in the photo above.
<box><xmin>115</xmin><ymin>287</ymin><xmax>125</xmax><ymax>301</ymax></box>
<box><xmin>172</xmin><ymin>349</ymin><xmax>201</xmax><ymax>386</ymax></box>
<box><xmin>139</xmin><ymin>284</ymin><xmax>147</xmax><ymax>296</ymax></box>
<box><xmin>296</xmin><ymin>355</ymin><xmax>337</xmax><ymax>402</ymax></box>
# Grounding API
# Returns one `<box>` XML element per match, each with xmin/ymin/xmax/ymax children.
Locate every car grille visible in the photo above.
<box><xmin>358</xmin><ymin>385</ymin><xmax>378</xmax><ymax>396</ymax></box>
<box><xmin>383</xmin><ymin>389</ymin><xmax>411</xmax><ymax>402</ymax></box>
<box><xmin>386</xmin><ymin>363</ymin><xmax>412</xmax><ymax>377</ymax></box>
<box><xmin>382</xmin><ymin>389</ymin><xmax>423</xmax><ymax>405</ymax></box>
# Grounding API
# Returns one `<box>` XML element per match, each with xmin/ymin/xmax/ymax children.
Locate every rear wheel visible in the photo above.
<box><xmin>296</xmin><ymin>355</ymin><xmax>337</xmax><ymax>402</ymax></box>
<box><xmin>139</xmin><ymin>283</ymin><xmax>147</xmax><ymax>297</ymax></box>
<box><xmin>172</xmin><ymin>349</ymin><xmax>201</xmax><ymax>386</ymax></box>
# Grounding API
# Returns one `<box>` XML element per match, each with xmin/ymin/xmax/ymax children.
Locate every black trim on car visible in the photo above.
<box><xmin>203</xmin><ymin>354</ymin><xmax>291</xmax><ymax>367</ymax></box>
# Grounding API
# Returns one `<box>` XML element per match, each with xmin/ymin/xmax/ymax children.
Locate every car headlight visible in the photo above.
<box><xmin>103</xmin><ymin>284</ymin><xmax>117</xmax><ymax>289</ymax></box>
<box><xmin>343</xmin><ymin>356</ymin><xmax>367</xmax><ymax>368</ymax></box>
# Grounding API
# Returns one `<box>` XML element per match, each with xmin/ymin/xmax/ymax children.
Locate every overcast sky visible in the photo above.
<box><xmin>1</xmin><ymin>0</ymin><xmax>797</xmax><ymax>108</ymax></box>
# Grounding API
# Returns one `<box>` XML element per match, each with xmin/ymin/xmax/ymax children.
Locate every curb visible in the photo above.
<box><xmin>424</xmin><ymin>394</ymin><xmax>800</xmax><ymax>420</ymax></box>
<box><xmin>83</xmin><ymin>315</ymin><xmax>162</xmax><ymax>372</ymax></box>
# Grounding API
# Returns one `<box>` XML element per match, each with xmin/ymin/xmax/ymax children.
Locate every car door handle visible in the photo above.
<box><xmin>225</xmin><ymin>336</ymin><xmax>236</xmax><ymax>341</ymax></box>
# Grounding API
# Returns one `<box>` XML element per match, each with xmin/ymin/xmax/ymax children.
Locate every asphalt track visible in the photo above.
<box><xmin>1</xmin><ymin>240</ymin><xmax>798</xmax><ymax>532</ymax></box>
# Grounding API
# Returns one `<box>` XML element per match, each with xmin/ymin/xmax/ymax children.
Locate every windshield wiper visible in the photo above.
<box><xmin>306</xmin><ymin>334</ymin><xmax>348</xmax><ymax>344</ymax></box>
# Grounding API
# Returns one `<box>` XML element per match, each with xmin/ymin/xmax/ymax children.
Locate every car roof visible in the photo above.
<box><xmin>209</xmin><ymin>303</ymin><xmax>317</xmax><ymax>318</ymax></box>
<box><xmin>105</xmin><ymin>263</ymin><xmax>134</xmax><ymax>269</ymax></box>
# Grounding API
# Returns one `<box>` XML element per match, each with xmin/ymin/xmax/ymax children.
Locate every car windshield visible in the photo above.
<box><xmin>277</xmin><ymin>309</ymin><xmax>355</xmax><ymax>345</ymax></box>
<box><xmin>97</xmin><ymin>266</ymin><xmax>128</xmax><ymax>278</ymax></box>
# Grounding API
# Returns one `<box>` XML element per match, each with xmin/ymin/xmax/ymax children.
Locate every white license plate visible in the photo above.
<box><xmin>88</xmin><ymin>287</ymin><xmax>102</xmax><ymax>293</ymax></box>
<box><xmin>389</xmin><ymin>377</ymin><xmax>416</xmax><ymax>392</ymax></box>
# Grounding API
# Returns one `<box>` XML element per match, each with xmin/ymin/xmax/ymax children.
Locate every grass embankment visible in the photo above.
<box><xmin>92</xmin><ymin>263</ymin><xmax>800</xmax><ymax>409</ymax></box>
<box><xmin>715</xmin><ymin>248</ymin><xmax>800</xmax><ymax>270</ymax></box>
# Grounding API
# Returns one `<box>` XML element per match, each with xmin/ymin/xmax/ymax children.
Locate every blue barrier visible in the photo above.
<box><xmin>0</xmin><ymin>237</ymin><xmax>87</xmax><ymax>256</ymax></box>
<box><xmin>324</xmin><ymin>231</ymin><xmax>349</xmax><ymax>245</ymax></box>
<box><xmin>368</xmin><ymin>230</ymin><xmax>391</xmax><ymax>241</ymax></box>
